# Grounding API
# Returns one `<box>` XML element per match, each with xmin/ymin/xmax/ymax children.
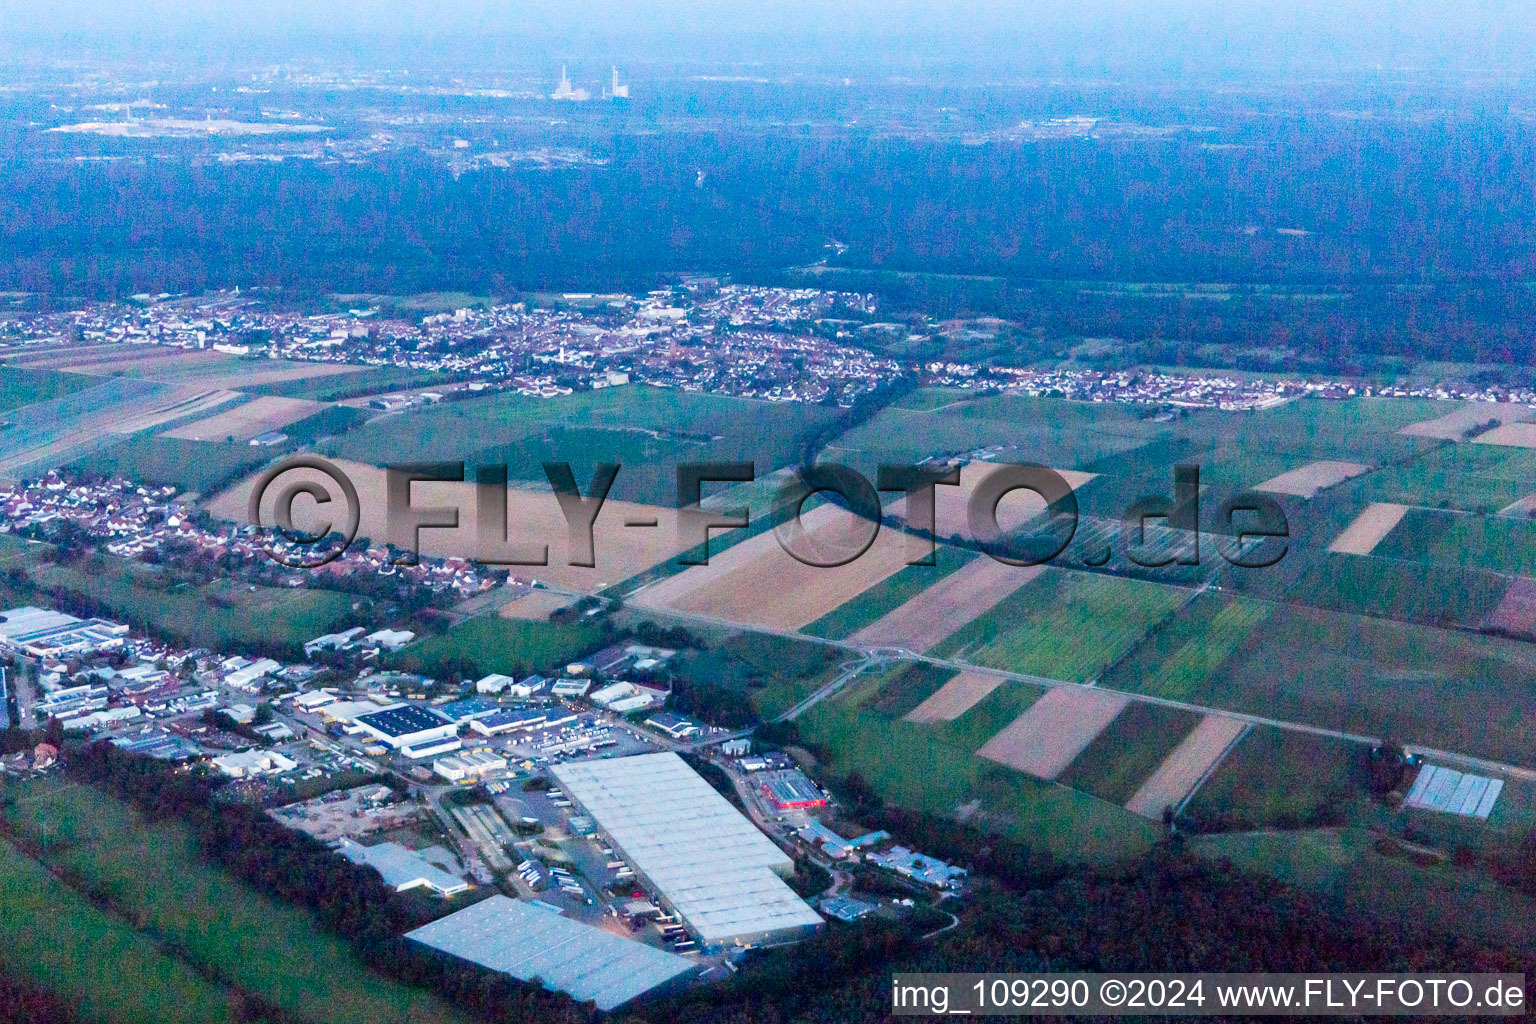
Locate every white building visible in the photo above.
<box><xmin>352</xmin><ymin>704</ymin><xmax>458</xmax><ymax>749</ymax></box>
<box><xmin>475</xmin><ymin>673</ymin><xmax>514</xmax><ymax>694</ymax></box>
<box><xmin>336</xmin><ymin>839</ymin><xmax>470</xmax><ymax>896</ymax></box>
<box><xmin>434</xmin><ymin>749</ymin><xmax>508</xmax><ymax>782</ymax></box>
<box><xmin>550</xmin><ymin>753</ymin><xmax>824</xmax><ymax>948</ymax></box>
<box><xmin>211</xmin><ymin>750</ymin><xmax>298</xmax><ymax>778</ymax></box>
<box><xmin>225</xmin><ymin>658</ymin><xmax>280</xmax><ymax>690</ymax></box>
<box><xmin>363</xmin><ymin>629</ymin><xmax>416</xmax><ymax>651</ymax></box>
<box><xmin>292</xmin><ymin>689</ymin><xmax>336</xmax><ymax>712</ymax></box>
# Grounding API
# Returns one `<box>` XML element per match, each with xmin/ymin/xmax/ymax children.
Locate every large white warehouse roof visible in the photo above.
<box><xmin>405</xmin><ymin>896</ymin><xmax>696</xmax><ymax>1010</ymax></box>
<box><xmin>550</xmin><ymin>752</ymin><xmax>823</xmax><ymax>947</ymax></box>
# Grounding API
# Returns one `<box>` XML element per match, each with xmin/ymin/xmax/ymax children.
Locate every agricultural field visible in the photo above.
<box><xmin>933</xmin><ymin>568</ymin><xmax>1189</xmax><ymax>683</ymax></box>
<box><xmin>801</xmin><ymin>543</ymin><xmax>979</xmax><ymax>640</ymax></box>
<box><xmin>1123</xmin><ymin>715</ymin><xmax>1248</xmax><ymax>819</ymax></box>
<box><xmin>1327</xmin><ymin>501</ymin><xmax>1409</xmax><ymax>554</ymax></box>
<box><xmin>1398</xmin><ymin>401</ymin><xmax>1532</xmax><ymax>440</ymax></box>
<box><xmin>1115</xmin><ymin>397</ymin><xmax>1441</xmax><ymax>505</ymax></box>
<box><xmin>1199</xmin><ymin>604</ymin><xmax>1536</xmax><ymax>768</ymax></box>
<box><xmin>1252</xmin><ymin>459</ymin><xmax>1370</xmax><ymax>498</ymax></box>
<box><xmin>1104</xmin><ymin>594</ymin><xmax>1271</xmax><ymax>703</ymax></box>
<box><xmin>975</xmin><ymin>687</ymin><xmax>1130</xmax><ymax>779</ymax></box>
<box><xmin>394</xmin><ymin>612</ymin><xmax>607</xmax><ymax>678</ymax></box>
<box><xmin>0</xmin><ymin>364</ymin><xmax>95</xmax><ymax>411</ymax></box>
<box><xmin>0</xmin><ymin>375</ymin><xmax>181</xmax><ymax>478</ymax></box>
<box><xmin>0</xmin><ymin>834</ymin><xmax>243</xmax><ymax>1024</ymax></box>
<box><xmin>322</xmin><ymin>384</ymin><xmax>841</xmax><ymax>507</ymax></box>
<box><xmin>162</xmin><ymin>395</ymin><xmax>326</xmax><ymax>441</ymax></box>
<box><xmin>793</xmin><ymin>672</ymin><xmax>1160</xmax><ymax>863</ymax></box>
<box><xmin>1373</xmin><ymin>506</ymin><xmax>1536</xmax><ymax>578</ymax></box>
<box><xmin>823</xmin><ymin>391</ymin><xmax>1162</xmax><ymax>478</ymax></box>
<box><xmin>1055</xmin><ymin>701</ymin><xmax>1206</xmax><ymax>806</ymax></box>
<box><xmin>7</xmin><ymin>344</ymin><xmax>366</xmax><ymax>391</ymax></box>
<box><xmin>251</xmin><ymin>365</ymin><xmax>462</xmax><ymax>402</ymax></box>
<box><xmin>1182</xmin><ymin>726</ymin><xmax>1371</xmax><ymax>832</ymax></box>
<box><xmin>0</xmin><ymin>778</ymin><xmax>471</xmax><ymax>1024</ymax></box>
<box><xmin>1288</xmin><ymin>551</ymin><xmax>1509</xmax><ymax>629</ymax></box>
<box><xmin>1356</xmin><ymin>442</ymin><xmax>1536</xmax><ymax>514</ymax></box>
<box><xmin>630</xmin><ymin>500</ymin><xmax>915</xmax><ymax>631</ymax></box>
<box><xmin>68</xmin><ymin>434</ymin><xmax>278</xmax><ymax>495</ymax></box>
<box><xmin>903</xmin><ymin>670</ymin><xmax>1004</xmax><ymax>723</ymax></box>
<box><xmin>857</xmin><ymin>662</ymin><xmax>960</xmax><ymax>719</ymax></box>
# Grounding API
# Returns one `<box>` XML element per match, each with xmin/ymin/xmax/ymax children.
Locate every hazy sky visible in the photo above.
<box><xmin>6</xmin><ymin>1</ymin><xmax>1535</xmax><ymax>76</ymax></box>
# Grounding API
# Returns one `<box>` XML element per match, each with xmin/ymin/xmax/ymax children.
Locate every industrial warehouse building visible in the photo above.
<box><xmin>406</xmin><ymin>896</ymin><xmax>697</xmax><ymax>1010</ymax></box>
<box><xmin>352</xmin><ymin>704</ymin><xmax>458</xmax><ymax>749</ymax></box>
<box><xmin>0</xmin><ymin>607</ymin><xmax>129</xmax><ymax>658</ymax></box>
<box><xmin>550</xmin><ymin>752</ymin><xmax>824</xmax><ymax>948</ymax></box>
<box><xmin>336</xmin><ymin>839</ymin><xmax>470</xmax><ymax>896</ymax></box>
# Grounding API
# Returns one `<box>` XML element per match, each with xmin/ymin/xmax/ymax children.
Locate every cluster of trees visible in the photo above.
<box><xmin>7</xmin><ymin>113</ymin><xmax>1536</xmax><ymax>372</ymax></box>
<box><xmin>0</xmin><ymin>971</ymin><xmax>83</xmax><ymax>1024</ymax></box>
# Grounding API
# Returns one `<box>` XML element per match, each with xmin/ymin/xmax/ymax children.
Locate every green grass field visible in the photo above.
<box><xmin>0</xmin><ymin>778</ymin><xmax>471</xmax><ymax>1024</ymax></box>
<box><xmin>1198</xmin><ymin>604</ymin><xmax>1536</xmax><ymax>768</ymax></box>
<box><xmin>1107</xmin><ymin>596</ymin><xmax>1271</xmax><ymax>703</ymax></box>
<box><xmin>395</xmin><ymin>612</ymin><xmax>605</xmax><ymax>677</ymax></box>
<box><xmin>1288</xmin><ymin>551</ymin><xmax>1509</xmax><ymax>629</ymax></box>
<box><xmin>857</xmin><ymin>662</ymin><xmax>960</xmax><ymax>719</ymax></box>
<box><xmin>1183</xmin><ymin>727</ymin><xmax>1372</xmax><ymax>831</ymax></box>
<box><xmin>67</xmin><ymin>435</ymin><xmax>277</xmax><ymax>496</ymax></box>
<box><xmin>324</xmin><ymin>384</ymin><xmax>840</xmax><ymax>507</ymax></box>
<box><xmin>1373</xmin><ymin>506</ymin><xmax>1536</xmax><ymax>578</ymax></box>
<box><xmin>0</xmin><ymin>833</ymin><xmax>243</xmax><ymax>1024</ymax></box>
<box><xmin>934</xmin><ymin>569</ymin><xmax>1188</xmax><ymax>682</ymax></box>
<box><xmin>1056</xmin><ymin>701</ymin><xmax>1204</xmax><ymax>805</ymax></box>
<box><xmin>825</xmin><ymin>392</ymin><xmax>1160</xmax><ymax>477</ymax></box>
<box><xmin>0</xmin><ymin>365</ymin><xmax>95</xmax><ymax>411</ymax></box>
<box><xmin>794</xmin><ymin>675</ymin><xmax>1158</xmax><ymax>863</ymax></box>
<box><xmin>1358</xmin><ymin>442</ymin><xmax>1536</xmax><ymax>514</ymax></box>
<box><xmin>250</xmin><ymin>365</ymin><xmax>465</xmax><ymax>402</ymax></box>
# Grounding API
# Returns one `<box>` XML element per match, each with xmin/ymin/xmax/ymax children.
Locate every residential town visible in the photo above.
<box><xmin>6</xmin><ymin>284</ymin><xmax>1533</xmax><ymax>412</ymax></box>
<box><xmin>0</xmin><ymin>474</ymin><xmax>495</xmax><ymax>604</ymax></box>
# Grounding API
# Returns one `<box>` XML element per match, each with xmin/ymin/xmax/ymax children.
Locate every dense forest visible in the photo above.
<box><xmin>4</xmin><ymin>105</ymin><xmax>1536</xmax><ymax>364</ymax></box>
<box><xmin>41</xmin><ymin>742</ymin><xmax>1534</xmax><ymax>1024</ymax></box>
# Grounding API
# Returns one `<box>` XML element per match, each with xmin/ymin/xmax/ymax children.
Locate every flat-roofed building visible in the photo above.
<box><xmin>475</xmin><ymin>673</ymin><xmax>514</xmax><ymax>694</ymax></box>
<box><xmin>0</xmin><ymin>607</ymin><xmax>130</xmax><ymax>657</ymax></box>
<box><xmin>550</xmin><ymin>677</ymin><xmax>592</xmax><ymax>697</ymax></box>
<box><xmin>353</xmin><ymin>704</ymin><xmax>458</xmax><ymax>749</ymax></box>
<box><xmin>434</xmin><ymin>749</ymin><xmax>508</xmax><ymax>782</ymax></box>
<box><xmin>760</xmin><ymin>769</ymin><xmax>828</xmax><ymax>810</ymax></box>
<box><xmin>211</xmin><ymin>749</ymin><xmax>298</xmax><ymax>778</ymax></box>
<box><xmin>336</xmin><ymin>839</ymin><xmax>470</xmax><ymax>896</ymax></box>
<box><xmin>438</xmin><ymin>696</ymin><xmax>501</xmax><ymax>723</ymax></box>
<box><xmin>550</xmin><ymin>752</ymin><xmax>823</xmax><ymax>948</ymax></box>
<box><xmin>405</xmin><ymin>895</ymin><xmax>697</xmax><ymax>1011</ymax></box>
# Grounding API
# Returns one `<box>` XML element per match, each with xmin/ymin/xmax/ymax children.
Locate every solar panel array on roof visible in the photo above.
<box><xmin>354</xmin><ymin>704</ymin><xmax>453</xmax><ymax>738</ymax></box>
<box><xmin>1403</xmin><ymin>765</ymin><xmax>1503</xmax><ymax>819</ymax></box>
<box><xmin>405</xmin><ymin>895</ymin><xmax>697</xmax><ymax>1011</ymax></box>
<box><xmin>550</xmin><ymin>752</ymin><xmax>824</xmax><ymax>947</ymax></box>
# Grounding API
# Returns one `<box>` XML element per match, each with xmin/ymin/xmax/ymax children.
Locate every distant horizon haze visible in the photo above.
<box><xmin>6</xmin><ymin>1</ymin><xmax>1536</xmax><ymax>79</ymax></box>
